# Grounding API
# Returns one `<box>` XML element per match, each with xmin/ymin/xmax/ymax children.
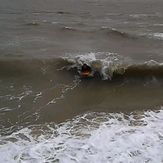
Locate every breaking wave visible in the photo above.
<box><xmin>0</xmin><ymin>109</ymin><xmax>163</xmax><ymax>163</ymax></box>
<box><xmin>63</xmin><ymin>52</ymin><xmax>163</xmax><ymax>80</ymax></box>
<box><xmin>1</xmin><ymin>52</ymin><xmax>163</xmax><ymax>80</ymax></box>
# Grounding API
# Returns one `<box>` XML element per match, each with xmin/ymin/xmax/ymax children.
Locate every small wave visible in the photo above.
<box><xmin>151</xmin><ymin>33</ymin><xmax>163</xmax><ymax>40</ymax></box>
<box><xmin>129</xmin><ymin>13</ymin><xmax>162</xmax><ymax>19</ymax></box>
<box><xmin>25</xmin><ymin>22</ymin><xmax>40</xmax><ymax>26</ymax></box>
<box><xmin>61</xmin><ymin>26</ymin><xmax>78</xmax><ymax>31</ymax></box>
<box><xmin>100</xmin><ymin>27</ymin><xmax>135</xmax><ymax>39</ymax></box>
<box><xmin>0</xmin><ymin>109</ymin><xmax>163</xmax><ymax>162</ymax></box>
<box><xmin>56</xmin><ymin>25</ymin><xmax>160</xmax><ymax>42</ymax></box>
<box><xmin>140</xmin><ymin>32</ymin><xmax>163</xmax><ymax>41</ymax></box>
<box><xmin>153</xmin><ymin>24</ymin><xmax>163</xmax><ymax>27</ymax></box>
<box><xmin>58</xmin><ymin>26</ymin><xmax>136</xmax><ymax>40</ymax></box>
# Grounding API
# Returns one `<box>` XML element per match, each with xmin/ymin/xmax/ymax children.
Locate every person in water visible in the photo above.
<box><xmin>80</xmin><ymin>63</ymin><xmax>101</xmax><ymax>78</ymax></box>
<box><xmin>81</xmin><ymin>63</ymin><xmax>92</xmax><ymax>77</ymax></box>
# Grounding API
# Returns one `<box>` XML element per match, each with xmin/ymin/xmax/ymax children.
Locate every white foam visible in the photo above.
<box><xmin>129</xmin><ymin>14</ymin><xmax>148</xmax><ymax>18</ymax></box>
<box><xmin>1</xmin><ymin>109</ymin><xmax>163</xmax><ymax>163</ymax></box>
<box><xmin>147</xmin><ymin>33</ymin><xmax>163</xmax><ymax>40</ymax></box>
<box><xmin>152</xmin><ymin>33</ymin><xmax>163</xmax><ymax>40</ymax></box>
<box><xmin>129</xmin><ymin>13</ymin><xmax>162</xmax><ymax>19</ymax></box>
<box><xmin>64</xmin><ymin>52</ymin><xmax>126</xmax><ymax>80</ymax></box>
<box><xmin>153</xmin><ymin>24</ymin><xmax>163</xmax><ymax>27</ymax></box>
<box><xmin>144</xmin><ymin>60</ymin><xmax>163</xmax><ymax>66</ymax></box>
<box><xmin>65</xmin><ymin>52</ymin><xmax>96</xmax><ymax>66</ymax></box>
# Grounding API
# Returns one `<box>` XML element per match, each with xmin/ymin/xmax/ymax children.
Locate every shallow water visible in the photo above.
<box><xmin>1</xmin><ymin>0</ymin><xmax>163</xmax><ymax>162</ymax></box>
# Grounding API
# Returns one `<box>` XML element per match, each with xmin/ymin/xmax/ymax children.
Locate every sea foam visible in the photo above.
<box><xmin>0</xmin><ymin>109</ymin><xmax>163</xmax><ymax>163</ymax></box>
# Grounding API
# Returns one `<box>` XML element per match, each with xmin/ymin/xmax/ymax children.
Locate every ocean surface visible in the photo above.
<box><xmin>0</xmin><ymin>0</ymin><xmax>163</xmax><ymax>162</ymax></box>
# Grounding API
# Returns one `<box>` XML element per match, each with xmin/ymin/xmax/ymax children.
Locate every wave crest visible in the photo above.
<box><xmin>1</xmin><ymin>53</ymin><xmax>163</xmax><ymax>80</ymax></box>
<box><xmin>63</xmin><ymin>53</ymin><xmax>163</xmax><ymax>80</ymax></box>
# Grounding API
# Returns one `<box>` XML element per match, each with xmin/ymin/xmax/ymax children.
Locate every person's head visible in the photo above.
<box><xmin>81</xmin><ymin>64</ymin><xmax>91</xmax><ymax>72</ymax></box>
<box><xmin>83</xmin><ymin>64</ymin><xmax>88</xmax><ymax>69</ymax></box>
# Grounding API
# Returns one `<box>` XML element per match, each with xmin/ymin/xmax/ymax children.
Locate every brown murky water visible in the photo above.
<box><xmin>0</xmin><ymin>0</ymin><xmax>163</xmax><ymax>162</ymax></box>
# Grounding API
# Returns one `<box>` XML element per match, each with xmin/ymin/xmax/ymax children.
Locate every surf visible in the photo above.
<box><xmin>1</xmin><ymin>53</ymin><xmax>163</xmax><ymax>81</ymax></box>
